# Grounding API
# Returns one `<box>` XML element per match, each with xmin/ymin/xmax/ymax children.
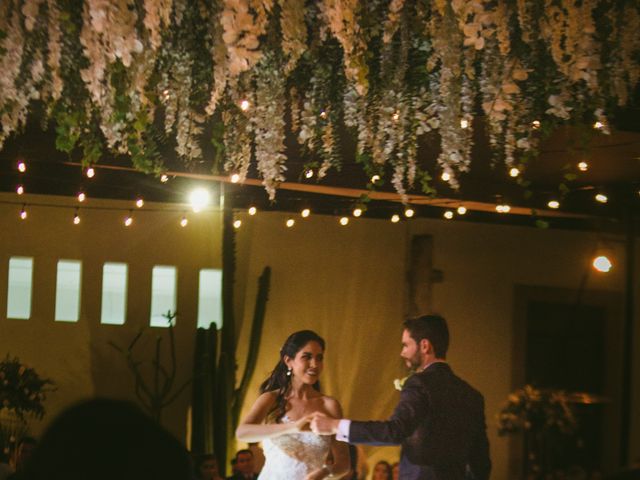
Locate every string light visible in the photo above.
<box><xmin>441</xmin><ymin>172</ymin><xmax>451</xmax><ymax>182</ymax></box>
<box><xmin>457</xmin><ymin>206</ymin><xmax>467</xmax><ymax>215</ymax></box>
<box><xmin>496</xmin><ymin>204</ymin><xmax>511</xmax><ymax>213</ymax></box>
<box><xmin>509</xmin><ymin>167</ymin><xmax>520</xmax><ymax>177</ymax></box>
<box><xmin>301</xmin><ymin>208</ymin><xmax>311</xmax><ymax>218</ymax></box>
<box><xmin>460</xmin><ymin>119</ymin><xmax>469</xmax><ymax>129</ymax></box>
<box><xmin>578</xmin><ymin>161</ymin><xmax>589</xmax><ymax>172</ymax></box>
<box><xmin>593</xmin><ymin>121</ymin><xmax>604</xmax><ymax>130</ymax></box>
<box><xmin>233</xmin><ymin>219</ymin><xmax>242</xmax><ymax>229</ymax></box>
<box><xmin>85</xmin><ymin>167</ymin><xmax>95</xmax><ymax>178</ymax></box>
<box><xmin>444</xmin><ymin>210</ymin><xmax>454</xmax><ymax>219</ymax></box>
<box><xmin>180</xmin><ymin>216</ymin><xmax>188</xmax><ymax>227</ymax></box>
<box><xmin>240</xmin><ymin>99</ymin><xmax>250</xmax><ymax>111</ymax></box>
<box><xmin>595</xmin><ymin>193</ymin><xmax>608</xmax><ymax>204</ymax></box>
<box><xmin>392</xmin><ymin>111</ymin><xmax>400</xmax><ymax>122</ymax></box>
<box><xmin>320</xmin><ymin>110</ymin><xmax>327</xmax><ymax>119</ymax></box>
<box><xmin>135</xmin><ymin>197</ymin><xmax>144</xmax><ymax>208</ymax></box>
<box><xmin>305</xmin><ymin>169</ymin><xmax>314</xmax><ymax>179</ymax></box>
<box><xmin>160</xmin><ymin>174</ymin><xmax>169</xmax><ymax>183</ymax></box>
<box><xmin>592</xmin><ymin>255</ymin><xmax>612</xmax><ymax>273</ymax></box>
<box><xmin>352</xmin><ymin>207</ymin><xmax>363</xmax><ymax>217</ymax></box>
<box><xmin>371</xmin><ymin>174</ymin><xmax>381</xmax><ymax>183</ymax></box>
<box><xmin>248</xmin><ymin>206</ymin><xmax>257</xmax><ymax>216</ymax></box>
<box><xmin>17</xmin><ymin>161</ymin><xmax>26</xmax><ymax>173</ymax></box>
<box><xmin>189</xmin><ymin>188</ymin><xmax>210</xmax><ymax>212</ymax></box>
<box><xmin>20</xmin><ymin>205</ymin><xmax>27</xmax><ymax>220</ymax></box>
<box><xmin>73</xmin><ymin>211</ymin><xmax>81</xmax><ymax>225</ymax></box>
<box><xmin>391</xmin><ymin>214</ymin><xmax>400</xmax><ymax>223</ymax></box>
<box><xmin>547</xmin><ymin>200</ymin><xmax>560</xmax><ymax>209</ymax></box>
<box><xmin>124</xmin><ymin>212</ymin><xmax>133</xmax><ymax>227</ymax></box>
<box><xmin>230</xmin><ymin>173</ymin><xmax>240</xmax><ymax>183</ymax></box>
<box><xmin>404</xmin><ymin>208</ymin><xmax>415</xmax><ymax>218</ymax></box>
<box><xmin>16</xmin><ymin>185</ymin><xmax>24</xmax><ymax>195</ymax></box>
<box><xmin>77</xmin><ymin>192</ymin><xmax>86</xmax><ymax>203</ymax></box>
<box><xmin>532</xmin><ymin>120</ymin><xmax>541</xmax><ymax>129</ymax></box>
<box><xmin>339</xmin><ymin>216</ymin><xmax>349</xmax><ymax>226</ymax></box>
<box><xmin>286</xmin><ymin>218</ymin><xmax>295</xmax><ymax>228</ymax></box>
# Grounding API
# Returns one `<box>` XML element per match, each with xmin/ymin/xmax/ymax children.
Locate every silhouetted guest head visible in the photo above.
<box><xmin>15</xmin><ymin>398</ymin><xmax>190</xmax><ymax>480</ymax></box>
<box><xmin>193</xmin><ymin>454</ymin><xmax>220</xmax><ymax>480</ymax></box>
<box><xmin>234</xmin><ymin>449</ymin><xmax>254</xmax><ymax>476</ymax></box>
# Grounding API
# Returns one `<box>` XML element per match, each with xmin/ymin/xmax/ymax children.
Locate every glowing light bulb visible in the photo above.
<box><xmin>17</xmin><ymin>161</ymin><xmax>26</xmax><ymax>173</ymax></box>
<box><xmin>240</xmin><ymin>99</ymin><xmax>250</xmax><ymax>111</ymax></box>
<box><xmin>593</xmin><ymin>121</ymin><xmax>604</xmax><ymax>130</ymax></box>
<box><xmin>444</xmin><ymin>210</ymin><xmax>454</xmax><ymax>219</ymax></box>
<box><xmin>509</xmin><ymin>167</ymin><xmax>520</xmax><ymax>177</ymax></box>
<box><xmin>392</xmin><ymin>112</ymin><xmax>400</xmax><ymax>122</ymax></box>
<box><xmin>391</xmin><ymin>214</ymin><xmax>400</xmax><ymax>223</ymax></box>
<box><xmin>457</xmin><ymin>206</ymin><xmax>467</xmax><ymax>215</ymax></box>
<box><xmin>460</xmin><ymin>119</ymin><xmax>469</xmax><ymax>129</ymax></box>
<box><xmin>16</xmin><ymin>185</ymin><xmax>24</xmax><ymax>195</ymax></box>
<box><xmin>286</xmin><ymin>218</ymin><xmax>295</xmax><ymax>228</ymax></box>
<box><xmin>339</xmin><ymin>217</ymin><xmax>349</xmax><ymax>226</ymax></box>
<box><xmin>20</xmin><ymin>207</ymin><xmax>27</xmax><ymax>220</ymax></box>
<box><xmin>595</xmin><ymin>193</ymin><xmax>608</xmax><ymax>204</ymax></box>
<box><xmin>73</xmin><ymin>213</ymin><xmax>81</xmax><ymax>225</ymax></box>
<box><xmin>353</xmin><ymin>208</ymin><xmax>362</xmax><ymax>217</ymax></box>
<box><xmin>233</xmin><ymin>219</ymin><xmax>242</xmax><ymax>229</ymax></box>
<box><xmin>441</xmin><ymin>172</ymin><xmax>451</xmax><ymax>182</ymax></box>
<box><xmin>305</xmin><ymin>169</ymin><xmax>314</xmax><ymax>179</ymax></box>
<box><xmin>404</xmin><ymin>208</ymin><xmax>415</xmax><ymax>218</ymax></box>
<box><xmin>547</xmin><ymin>200</ymin><xmax>560</xmax><ymax>209</ymax></box>
<box><xmin>532</xmin><ymin>120</ymin><xmax>541</xmax><ymax>129</ymax></box>
<box><xmin>496</xmin><ymin>204</ymin><xmax>511</xmax><ymax>213</ymax></box>
<box><xmin>136</xmin><ymin>198</ymin><xmax>144</xmax><ymax>208</ymax></box>
<box><xmin>180</xmin><ymin>216</ymin><xmax>188</xmax><ymax>227</ymax></box>
<box><xmin>124</xmin><ymin>215</ymin><xmax>133</xmax><ymax>227</ymax></box>
<box><xmin>77</xmin><ymin>192</ymin><xmax>86</xmax><ymax>203</ymax></box>
<box><xmin>301</xmin><ymin>208</ymin><xmax>311</xmax><ymax>218</ymax></box>
<box><xmin>592</xmin><ymin>255</ymin><xmax>612</xmax><ymax>273</ymax></box>
<box><xmin>248</xmin><ymin>206</ymin><xmax>257</xmax><ymax>216</ymax></box>
<box><xmin>578</xmin><ymin>161</ymin><xmax>589</xmax><ymax>172</ymax></box>
<box><xmin>189</xmin><ymin>188</ymin><xmax>210</xmax><ymax>212</ymax></box>
<box><xmin>86</xmin><ymin>167</ymin><xmax>95</xmax><ymax>178</ymax></box>
<box><xmin>160</xmin><ymin>174</ymin><xmax>169</xmax><ymax>183</ymax></box>
<box><xmin>371</xmin><ymin>175</ymin><xmax>381</xmax><ymax>183</ymax></box>
<box><xmin>320</xmin><ymin>110</ymin><xmax>327</xmax><ymax>119</ymax></box>
<box><xmin>230</xmin><ymin>173</ymin><xmax>240</xmax><ymax>183</ymax></box>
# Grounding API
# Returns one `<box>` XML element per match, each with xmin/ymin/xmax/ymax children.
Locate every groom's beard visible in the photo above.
<box><xmin>404</xmin><ymin>352</ymin><xmax>423</xmax><ymax>370</ymax></box>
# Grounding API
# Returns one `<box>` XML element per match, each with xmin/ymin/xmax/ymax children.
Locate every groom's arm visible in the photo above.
<box><xmin>314</xmin><ymin>375</ymin><xmax>426</xmax><ymax>446</ymax></box>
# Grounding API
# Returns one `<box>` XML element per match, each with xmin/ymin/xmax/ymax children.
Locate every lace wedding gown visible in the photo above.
<box><xmin>258</xmin><ymin>417</ymin><xmax>332</xmax><ymax>479</ymax></box>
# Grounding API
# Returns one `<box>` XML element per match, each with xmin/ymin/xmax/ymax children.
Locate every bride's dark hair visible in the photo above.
<box><xmin>259</xmin><ymin>330</ymin><xmax>325</xmax><ymax>423</ymax></box>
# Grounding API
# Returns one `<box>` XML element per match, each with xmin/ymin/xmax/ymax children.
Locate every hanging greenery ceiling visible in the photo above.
<box><xmin>1</xmin><ymin>0</ymin><xmax>639</xmax><ymax>201</ymax></box>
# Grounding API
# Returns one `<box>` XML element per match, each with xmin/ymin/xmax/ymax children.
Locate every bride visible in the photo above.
<box><xmin>236</xmin><ymin>330</ymin><xmax>350</xmax><ymax>480</ymax></box>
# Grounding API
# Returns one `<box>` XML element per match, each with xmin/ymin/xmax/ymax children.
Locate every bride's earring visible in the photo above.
<box><xmin>286</xmin><ymin>368</ymin><xmax>292</xmax><ymax>377</ymax></box>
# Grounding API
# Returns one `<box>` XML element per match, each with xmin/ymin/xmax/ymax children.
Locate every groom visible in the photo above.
<box><xmin>311</xmin><ymin>314</ymin><xmax>491</xmax><ymax>480</ymax></box>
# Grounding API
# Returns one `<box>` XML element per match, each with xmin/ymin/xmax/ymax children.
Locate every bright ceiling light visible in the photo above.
<box><xmin>189</xmin><ymin>188</ymin><xmax>211</xmax><ymax>212</ymax></box>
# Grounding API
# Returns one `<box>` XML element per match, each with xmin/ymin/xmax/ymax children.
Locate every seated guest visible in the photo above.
<box><xmin>13</xmin><ymin>398</ymin><xmax>191</xmax><ymax>480</ymax></box>
<box><xmin>372</xmin><ymin>460</ymin><xmax>392</xmax><ymax>480</ymax></box>
<box><xmin>226</xmin><ymin>450</ymin><xmax>257</xmax><ymax>480</ymax></box>
<box><xmin>194</xmin><ymin>454</ymin><xmax>223</xmax><ymax>480</ymax></box>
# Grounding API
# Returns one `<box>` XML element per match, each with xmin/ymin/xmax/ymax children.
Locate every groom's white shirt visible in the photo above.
<box><xmin>336</xmin><ymin>419</ymin><xmax>351</xmax><ymax>442</ymax></box>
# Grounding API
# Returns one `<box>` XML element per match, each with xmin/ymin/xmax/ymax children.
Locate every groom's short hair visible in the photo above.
<box><xmin>403</xmin><ymin>314</ymin><xmax>449</xmax><ymax>358</ymax></box>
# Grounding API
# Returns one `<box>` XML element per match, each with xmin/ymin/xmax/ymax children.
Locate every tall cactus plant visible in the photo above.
<box><xmin>190</xmin><ymin>205</ymin><xmax>271</xmax><ymax>477</ymax></box>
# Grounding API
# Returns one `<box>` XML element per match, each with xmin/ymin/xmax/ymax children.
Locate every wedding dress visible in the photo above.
<box><xmin>258</xmin><ymin>416</ymin><xmax>332</xmax><ymax>480</ymax></box>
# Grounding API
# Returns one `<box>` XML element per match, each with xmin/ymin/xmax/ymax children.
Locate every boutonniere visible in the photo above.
<box><xmin>393</xmin><ymin>370</ymin><xmax>415</xmax><ymax>391</ymax></box>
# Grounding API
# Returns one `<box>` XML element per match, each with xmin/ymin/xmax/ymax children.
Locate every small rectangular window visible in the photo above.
<box><xmin>101</xmin><ymin>263</ymin><xmax>128</xmax><ymax>325</ymax></box>
<box><xmin>55</xmin><ymin>260</ymin><xmax>82</xmax><ymax>322</ymax></box>
<box><xmin>7</xmin><ymin>257</ymin><xmax>33</xmax><ymax>320</ymax></box>
<box><xmin>197</xmin><ymin>269</ymin><xmax>223</xmax><ymax>329</ymax></box>
<box><xmin>150</xmin><ymin>266</ymin><xmax>177</xmax><ymax>327</ymax></box>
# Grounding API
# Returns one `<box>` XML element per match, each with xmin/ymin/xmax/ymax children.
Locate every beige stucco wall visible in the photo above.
<box><xmin>0</xmin><ymin>192</ymin><xmax>222</xmax><ymax>441</ymax></box>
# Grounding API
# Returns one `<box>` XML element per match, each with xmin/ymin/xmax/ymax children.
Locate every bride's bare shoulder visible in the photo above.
<box><xmin>320</xmin><ymin>395</ymin><xmax>344</xmax><ymax>417</ymax></box>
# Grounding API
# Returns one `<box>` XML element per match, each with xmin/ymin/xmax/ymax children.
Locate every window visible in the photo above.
<box><xmin>101</xmin><ymin>263</ymin><xmax>128</xmax><ymax>325</ymax></box>
<box><xmin>54</xmin><ymin>260</ymin><xmax>82</xmax><ymax>322</ymax></box>
<box><xmin>7</xmin><ymin>257</ymin><xmax>33</xmax><ymax>320</ymax></box>
<box><xmin>150</xmin><ymin>266</ymin><xmax>177</xmax><ymax>327</ymax></box>
<box><xmin>197</xmin><ymin>269</ymin><xmax>223</xmax><ymax>329</ymax></box>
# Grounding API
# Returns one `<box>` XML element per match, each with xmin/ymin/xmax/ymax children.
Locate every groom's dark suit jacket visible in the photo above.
<box><xmin>349</xmin><ymin>362</ymin><xmax>491</xmax><ymax>480</ymax></box>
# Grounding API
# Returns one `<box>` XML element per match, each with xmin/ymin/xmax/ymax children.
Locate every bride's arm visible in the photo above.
<box><xmin>306</xmin><ymin>397</ymin><xmax>351</xmax><ymax>480</ymax></box>
<box><xmin>236</xmin><ymin>392</ymin><xmax>308</xmax><ymax>443</ymax></box>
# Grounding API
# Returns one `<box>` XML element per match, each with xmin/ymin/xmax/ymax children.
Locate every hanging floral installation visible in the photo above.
<box><xmin>1</xmin><ymin>0</ymin><xmax>639</xmax><ymax>201</ymax></box>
